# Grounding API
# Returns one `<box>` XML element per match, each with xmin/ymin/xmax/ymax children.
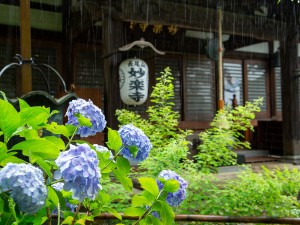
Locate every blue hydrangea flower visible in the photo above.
<box><xmin>54</xmin><ymin>143</ymin><xmax>101</xmax><ymax>202</ymax></box>
<box><xmin>52</xmin><ymin>182</ymin><xmax>77</xmax><ymax>213</ymax></box>
<box><xmin>66</xmin><ymin>98</ymin><xmax>107</xmax><ymax>137</ymax></box>
<box><xmin>93</xmin><ymin>144</ymin><xmax>114</xmax><ymax>161</ymax></box>
<box><xmin>118</xmin><ymin>124</ymin><xmax>152</xmax><ymax>163</ymax></box>
<box><xmin>157</xmin><ymin>170</ymin><xmax>188</xmax><ymax>206</ymax></box>
<box><xmin>0</xmin><ymin>163</ymin><xmax>47</xmax><ymax>214</ymax></box>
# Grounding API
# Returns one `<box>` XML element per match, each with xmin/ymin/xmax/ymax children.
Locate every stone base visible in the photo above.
<box><xmin>281</xmin><ymin>155</ymin><xmax>300</xmax><ymax>165</ymax></box>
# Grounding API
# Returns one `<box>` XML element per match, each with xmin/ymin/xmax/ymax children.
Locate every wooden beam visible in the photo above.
<box><xmin>102</xmin><ymin>11</ymin><xmax>124</xmax><ymax>129</ymax></box>
<box><xmin>120</xmin><ymin>0</ymin><xmax>285</xmax><ymax>41</ymax></box>
<box><xmin>19</xmin><ymin>0</ymin><xmax>32</xmax><ymax>95</ymax></box>
<box><xmin>280</xmin><ymin>27</ymin><xmax>300</xmax><ymax>162</ymax></box>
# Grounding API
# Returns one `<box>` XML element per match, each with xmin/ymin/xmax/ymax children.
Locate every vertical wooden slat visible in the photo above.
<box><xmin>19</xmin><ymin>0</ymin><xmax>32</xmax><ymax>95</ymax></box>
<box><xmin>102</xmin><ymin>12</ymin><xmax>124</xmax><ymax>129</ymax></box>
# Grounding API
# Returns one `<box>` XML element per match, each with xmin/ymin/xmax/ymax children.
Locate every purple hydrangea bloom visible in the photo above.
<box><xmin>0</xmin><ymin>163</ymin><xmax>47</xmax><ymax>214</ymax></box>
<box><xmin>52</xmin><ymin>182</ymin><xmax>77</xmax><ymax>213</ymax></box>
<box><xmin>66</xmin><ymin>98</ymin><xmax>106</xmax><ymax>137</ymax></box>
<box><xmin>54</xmin><ymin>143</ymin><xmax>101</xmax><ymax>202</ymax></box>
<box><xmin>118</xmin><ymin>124</ymin><xmax>152</xmax><ymax>163</ymax></box>
<box><xmin>157</xmin><ymin>170</ymin><xmax>188</xmax><ymax>206</ymax></box>
<box><xmin>93</xmin><ymin>144</ymin><xmax>114</xmax><ymax>161</ymax></box>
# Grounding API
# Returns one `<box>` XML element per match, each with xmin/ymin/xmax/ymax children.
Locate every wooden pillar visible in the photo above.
<box><xmin>102</xmin><ymin>12</ymin><xmax>124</xmax><ymax>129</ymax></box>
<box><xmin>19</xmin><ymin>0</ymin><xmax>32</xmax><ymax>95</ymax></box>
<box><xmin>280</xmin><ymin>26</ymin><xmax>300</xmax><ymax>162</ymax></box>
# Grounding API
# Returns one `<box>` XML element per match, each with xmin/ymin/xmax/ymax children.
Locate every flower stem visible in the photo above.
<box><xmin>65</xmin><ymin>127</ymin><xmax>78</xmax><ymax>150</ymax></box>
<box><xmin>71</xmin><ymin>203</ymin><xmax>81</xmax><ymax>225</ymax></box>
<box><xmin>133</xmin><ymin>190</ymin><xmax>163</xmax><ymax>225</ymax></box>
<box><xmin>101</xmin><ymin>146</ymin><xmax>125</xmax><ymax>171</ymax></box>
<box><xmin>46</xmin><ymin>207</ymin><xmax>52</xmax><ymax>225</ymax></box>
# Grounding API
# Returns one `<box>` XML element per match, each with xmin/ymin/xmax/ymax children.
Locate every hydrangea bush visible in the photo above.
<box><xmin>0</xmin><ymin>96</ymin><xmax>187</xmax><ymax>224</ymax></box>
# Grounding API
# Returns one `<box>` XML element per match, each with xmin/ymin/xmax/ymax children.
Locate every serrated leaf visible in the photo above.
<box><xmin>75</xmin><ymin>219</ymin><xmax>86</xmax><ymax>225</ymax></box>
<box><xmin>123</xmin><ymin>207</ymin><xmax>144</xmax><ymax>217</ymax></box>
<box><xmin>106</xmin><ymin>128</ymin><xmax>122</xmax><ymax>151</ymax></box>
<box><xmin>0</xmin><ymin>99</ymin><xmax>20</xmax><ymax>143</ymax></box>
<box><xmin>19</xmin><ymin>106</ymin><xmax>50</xmax><ymax>129</ymax></box>
<box><xmin>14</xmin><ymin>127</ymin><xmax>39</xmax><ymax>140</ymax></box>
<box><xmin>138</xmin><ymin>177</ymin><xmax>159</xmax><ymax>197</ymax></box>
<box><xmin>75</xmin><ymin>113</ymin><xmax>92</xmax><ymax>127</ymax></box>
<box><xmin>44</xmin><ymin>136</ymin><xmax>65</xmax><ymax>150</ymax></box>
<box><xmin>148</xmin><ymin>215</ymin><xmax>163</xmax><ymax>225</ymax></box>
<box><xmin>34</xmin><ymin>156</ymin><xmax>53</xmax><ymax>180</ymax></box>
<box><xmin>116</xmin><ymin>156</ymin><xmax>130</xmax><ymax>175</ymax></box>
<box><xmin>132</xmin><ymin>195</ymin><xmax>152</xmax><ymax>207</ymax></box>
<box><xmin>0</xmin><ymin>197</ymin><xmax>4</xmax><ymax>213</ymax></box>
<box><xmin>99</xmin><ymin>192</ymin><xmax>111</xmax><ymax>204</ymax></box>
<box><xmin>61</xmin><ymin>216</ymin><xmax>74</xmax><ymax>224</ymax></box>
<box><xmin>44</xmin><ymin>122</ymin><xmax>73</xmax><ymax>138</ymax></box>
<box><xmin>0</xmin><ymin>155</ymin><xmax>26</xmax><ymax>166</ymax></box>
<box><xmin>47</xmin><ymin>186</ymin><xmax>60</xmax><ymax>206</ymax></box>
<box><xmin>142</xmin><ymin>190</ymin><xmax>156</xmax><ymax>203</ymax></box>
<box><xmin>129</xmin><ymin>145</ymin><xmax>139</xmax><ymax>158</ymax></box>
<box><xmin>113</xmin><ymin>169</ymin><xmax>133</xmax><ymax>191</ymax></box>
<box><xmin>104</xmin><ymin>207</ymin><xmax>122</xmax><ymax>220</ymax></box>
<box><xmin>163</xmin><ymin>179</ymin><xmax>180</xmax><ymax>193</ymax></box>
<box><xmin>0</xmin><ymin>142</ymin><xmax>7</xmax><ymax>154</ymax></box>
<box><xmin>18</xmin><ymin>98</ymin><xmax>30</xmax><ymax>110</ymax></box>
<box><xmin>10</xmin><ymin>139</ymin><xmax>60</xmax><ymax>160</ymax></box>
<box><xmin>156</xmin><ymin>200</ymin><xmax>175</xmax><ymax>225</ymax></box>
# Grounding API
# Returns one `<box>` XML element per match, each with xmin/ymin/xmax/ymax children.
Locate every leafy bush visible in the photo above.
<box><xmin>179</xmin><ymin>166</ymin><xmax>300</xmax><ymax>224</ymax></box>
<box><xmin>195</xmin><ymin>98</ymin><xmax>263</xmax><ymax>171</ymax></box>
<box><xmin>116</xmin><ymin>67</ymin><xmax>193</xmax><ymax>176</ymax></box>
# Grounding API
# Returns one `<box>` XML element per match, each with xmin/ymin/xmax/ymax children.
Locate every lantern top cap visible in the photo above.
<box><xmin>119</xmin><ymin>38</ymin><xmax>165</xmax><ymax>55</ymax></box>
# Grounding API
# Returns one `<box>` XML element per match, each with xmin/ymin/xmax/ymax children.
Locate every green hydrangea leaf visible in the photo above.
<box><xmin>132</xmin><ymin>195</ymin><xmax>152</xmax><ymax>207</ymax></box>
<box><xmin>116</xmin><ymin>156</ymin><xmax>130</xmax><ymax>175</ymax></box>
<box><xmin>45</xmin><ymin>122</ymin><xmax>74</xmax><ymax>138</ymax></box>
<box><xmin>61</xmin><ymin>216</ymin><xmax>74</xmax><ymax>224</ymax></box>
<box><xmin>106</xmin><ymin>128</ymin><xmax>122</xmax><ymax>151</ymax></box>
<box><xmin>156</xmin><ymin>200</ymin><xmax>175</xmax><ymax>225</ymax></box>
<box><xmin>0</xmin><ymin>99</ymin><xmax>20</xmax><ymax>143</ymax></box>
<box><xmin>123</xmin><ymin>207</ymin><xmax>144</xmax><ymax>217</ymax></box>
<box><xmin>149</xmin><ymin>215</ymin><xmax>164</xmax><ymax>225</ymax></box>
<box><xmin>13</xmin><ymin>126</ymin><xmax>39</xmax><ymax>140</ymax></box>
<box><xmin>113</xmin><ymin>169</ymin><xmax>133</xmax><ymax>191</ymax></box>
<box><xmin>0</xmin><ymin>155</ymin><xmax>26</xmax><ymax>166</ymax></box>
<box><xmin>0</xmin><ymin>142</ymin><xmax>7</xmax><ymax>154</ymax></box>
<box><xmin>47</xmin><ymin>186</ymin><xmax>59</xmax><ymax>206</ymax></box>
<box><xmin>75</xmin><ymin>113</ymin><xmax>92</xmax><ymax>127</ymax></box>
<box><xmin>129</xmin><ymin>145</ymin><xmax>139</xmax><ymax>158</ymax></box>
<box><xmin>103</xmin><ymin>206</ymin><xmax>122</xmax><ymax>220</ymax></box>
<box><xmin>34</xmin><ymin>156</ymin><xmax>53</xmax><ymax>180</ymax></box>
<box><xmin>162</xmin><ymin>179</ymin><xmax>180</xmax><ymax>193</ymax></box>
<box><xmin>10</xmin><ymin>139</ymin><xmax>60</xmax><ymax>160</ymax></box>
<box><xmin>138</xmin><ymin>177</ymin><xmax>159</xmax><ymax>197</ymax></box>
<box><xmin>19</xmin><ymin>106</ymin><xmax>51</xmax><ymax>129</ymax></box>
<box><xmin>44</xmin><ymin>136</ymin><xmax>65</xmax><ymax>150</ymax></box>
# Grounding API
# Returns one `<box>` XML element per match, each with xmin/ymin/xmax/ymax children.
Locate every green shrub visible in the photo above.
<box><xmin>195</xmin><ymin>98</ymin><xmax>263</xmax><ymax>171</ymax></box>
<box><xmin>179</xmin><ymin>166</ymin><xmax>300</xmax><ymax>224</ymax></box>
<box><xmin>116</xmin><ymin>67</ymin><xmax>193</xmax><ymax>176</ymax></box>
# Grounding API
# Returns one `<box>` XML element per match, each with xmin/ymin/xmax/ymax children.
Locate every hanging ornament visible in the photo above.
<box><xmin>119</xmin><ymin>58</ymin><xmax>149</xmax><ymax>105</ymax></box>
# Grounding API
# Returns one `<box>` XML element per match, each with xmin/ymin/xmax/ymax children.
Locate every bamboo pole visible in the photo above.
<box><xmin>19</xmin><ymin>0</ymin><xmax>32</xmax><ymax>95</ymax></box>
<box><xmin>89</xmin><ymin>213</ymin><xmax>300</xmax><ymax>224</ymax></box>
<box><xmin>217</xmin><ymin>6</ymin><xmax>224</xmax><ymax>110</ymax></box>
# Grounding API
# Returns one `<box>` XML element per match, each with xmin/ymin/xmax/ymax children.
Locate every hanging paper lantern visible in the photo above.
<box><xmin>119</xmin><ymin>58</ymin><xmax>149</xmax><ymax>105</ymax></box>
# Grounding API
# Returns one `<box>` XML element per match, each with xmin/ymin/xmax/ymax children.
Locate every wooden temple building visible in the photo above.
<box><xmin>0</xmin><ymin>0</ymin><xmax>300</xmax><ymax>163</ymax></box>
